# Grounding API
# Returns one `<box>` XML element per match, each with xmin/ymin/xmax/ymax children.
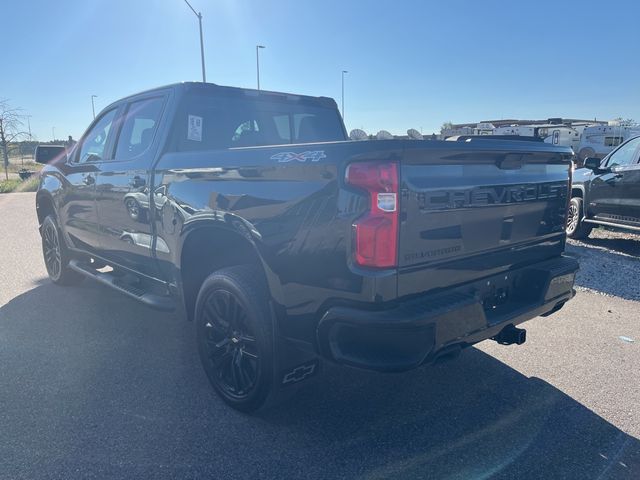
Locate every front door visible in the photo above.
<box><xmin>588</xmin><ymin>136</ymin><xmax>640</xmax><ymax>225</ymax></box>
<box><xmin>94</xmin><ymin>94</ymin><xmax>167</xmax><ymax>279</ymax></box>
<box><xmin>58</xmin><ymin>108</ymin><xmax>119</xmax><ymax>253</ymax></box>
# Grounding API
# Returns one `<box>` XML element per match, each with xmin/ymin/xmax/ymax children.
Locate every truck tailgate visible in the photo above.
<box><xmin>398</xmin><ymin>141</ymin><xmax>572</xmax><ymax>297</ymax></box>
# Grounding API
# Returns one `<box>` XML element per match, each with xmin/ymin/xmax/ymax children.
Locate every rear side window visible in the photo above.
<box><xmin>172</xmin><ymin>92</ymin><xmax>345</xmax><ymax>152</ymax></box>
<box><xmin>115</xmin><ymin>97</ymin><xmax>164</xmax><ymax>160</ymax></box>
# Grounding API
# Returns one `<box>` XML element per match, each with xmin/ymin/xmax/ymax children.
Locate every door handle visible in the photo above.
<box><xmin>83</xmin><ymin>174</ymin><xmax>95</xmax><ymax>185</ymax></box>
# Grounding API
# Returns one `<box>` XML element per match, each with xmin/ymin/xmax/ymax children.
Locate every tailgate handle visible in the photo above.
<box><xmin>497</xmin><ymin>154</ymin><xmax>524</xmax><ymax>170</ymax></box>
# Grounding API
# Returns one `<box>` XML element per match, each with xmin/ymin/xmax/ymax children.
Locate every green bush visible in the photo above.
<box><xmin>0</xmin><ymin>177</ymin><xmax>39</xmax><ymax>193</ymax></box>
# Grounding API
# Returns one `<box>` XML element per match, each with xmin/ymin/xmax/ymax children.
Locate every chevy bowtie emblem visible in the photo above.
<box><xmin>282</xmin><ymin>361</ymin><xmax>318</xmax><ymax>385</ymax></box>
<box><xmin>271</xmin><ymin>151</ymin><xmax>327</xmax><ymax>163</ymax></box>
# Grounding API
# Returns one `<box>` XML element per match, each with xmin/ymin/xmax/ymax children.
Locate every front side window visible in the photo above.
<box><xmin>115</xmin><ymin>97</ymin><xmax>164</xmax><ymax>160</ymax></box>
<box><xmin>77</xmin><ymin>109</ymin><xmax>117</xmax><ymax>163</ymax></box>
<box><xmin>604</xmin><ymin>136</ymin><xmax>640</xmax><ymax>168</ymax></box>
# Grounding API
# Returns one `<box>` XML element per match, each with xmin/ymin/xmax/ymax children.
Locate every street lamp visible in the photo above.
<box><xmin>183</xmin><ymin>0</ymin><xmax>206</xmax><ymax>82</ymax></box>
<box><xmin>341</xmin><ymin>70</ymin><xmax>348</xmax><ymax>120</ymax></box>
<box><xmin>91</xmin><ymin>95</ymin><xmax>98</xmax><ymax>119</ymax></box>
<box><xmin>256</xmin><ymin>45</ymin><xmax>266</xmax><ymax>91</ymax></box>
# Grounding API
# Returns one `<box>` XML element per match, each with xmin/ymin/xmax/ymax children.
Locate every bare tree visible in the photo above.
<box><xmin>440</xmin><ymin>121</ymin><xmax>454</xmax><ymax>134</ymax></box>
<box><xmin>0</xmin><ymin>99</ymin><xmax>27</xmax><ymax>180</ymax></box>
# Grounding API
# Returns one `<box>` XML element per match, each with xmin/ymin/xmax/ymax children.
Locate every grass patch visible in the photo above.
<box><xmin>6</xmin><ymin>159</ymin><xmax>43</xmax><ymax>174</ymax></box>
<box><xmin>0</xmin><ymin>176</ymin><xmax>40</xmax><ymax>193</ymax></box>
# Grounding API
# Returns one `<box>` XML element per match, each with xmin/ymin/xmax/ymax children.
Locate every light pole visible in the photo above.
<box><xmin>52</xmin><ymin>127</ymin><xmax>56</xmax><ymax>141</ymax></box>
<box><xmin>91</xmin><ymin>95</ymin><xmax>98</xmax><ymax>119</ymax></box>
<box><xmin>183</xmin><ymin>0</ymin><xmax>206</xmax><ymax>82</ymax></box>
<box><xmin>256</xmin><ymin>45</ymin><xmax>266</xmax><ymax>90</ymax></box>
<box><xmin>341</xmin><ymin>70</ymin><xmax>348</xmax><ymax>121</ymax></box>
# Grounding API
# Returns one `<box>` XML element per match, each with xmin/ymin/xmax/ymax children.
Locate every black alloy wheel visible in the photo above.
<box><xmin>202</xmin><ymin>289</ymin><xmax>260</xmax><ymax>398</ymax></box>
<box><xmin>195</xmin><ymin>265</ymin><xmax>274</xmax><ymax>412</ymax></box>
<box><xmin>42</xmin><ymin>217</ymin><xmax>62</xmax><ymax>279</ymax></box>
<box><xmin>41</xmin><ymin>215</ymin><xmax>83</xmax><ymax>285</ymax></box>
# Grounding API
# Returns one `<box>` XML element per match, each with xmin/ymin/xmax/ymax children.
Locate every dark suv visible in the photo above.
<box><xmin>568</xmin><ymin>135</ymin><xmax>640</xmax><ymax>238</ymax></box>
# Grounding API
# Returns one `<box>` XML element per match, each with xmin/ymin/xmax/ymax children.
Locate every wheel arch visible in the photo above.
<box><xmin>35</xmin><ymin>190</ymin><xmax>56</xmax><ymax>226</ymax></box>
<box><xmin>570</xmin><ymin>185</ymin><xmax>585</xmax><ymax>199</ymax></box>
<box><xmin>177</xmin><ymin>219</ymin><xmax>277</xmax><ymax>322</ymax></box>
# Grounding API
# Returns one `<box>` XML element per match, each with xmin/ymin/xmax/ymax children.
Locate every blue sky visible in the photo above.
<box><xmin>4</xmin><ymin>0</ymin><xmax>639</xmax><ymax>140</ymax></box>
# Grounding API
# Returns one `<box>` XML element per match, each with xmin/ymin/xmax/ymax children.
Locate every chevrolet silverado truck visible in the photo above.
<box><xmin>36</xmin><ymin>82</ymin><xmax>578</xmax><ymax>411</ymax></box>
<box><xmin>567</xmin><ymin>135</ymin><xmax>640</xmax><ymax>238</ymax></box>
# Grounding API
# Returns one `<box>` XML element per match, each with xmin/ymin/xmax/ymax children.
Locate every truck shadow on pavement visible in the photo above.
<box><xmin>1</xmin><ymin>281</ymin><xmax>638</xmax><ymax>479</ymax></box>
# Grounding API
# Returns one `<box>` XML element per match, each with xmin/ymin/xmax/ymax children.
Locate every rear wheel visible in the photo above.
<box><xmin>41</xmin><ymin>215</ymin><xmax>84</xmax><ymax>285</ymax></box>
<box><xmin>195</xmin><ymin>265</ymin><xmax>274</xmax><ymax>412</ymax></box>
<box><xmin>566</xmin><ymin>197</ymin><xmax>592</xmax><ymax>239</ymax></box>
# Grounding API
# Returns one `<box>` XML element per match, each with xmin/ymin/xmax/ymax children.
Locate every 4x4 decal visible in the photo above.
<box><xmin>271</xmin><ymin>151</ymin><xmax>326</xmax><ymax>163</ymax></box>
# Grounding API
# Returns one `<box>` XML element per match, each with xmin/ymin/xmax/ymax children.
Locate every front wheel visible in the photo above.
<box><xmin>566</xmin><ymin>197</ymin><xmax>592</xmax><ymax>239</ymax></box>
<box><xmin>41</xmin><ymin>215</ymin><xmax>84</xmax><ymax>285</ymax></box>
<box><xmin>195</xmin><ymin>265</ymin><xmax>274</xmax><ymax>412</ymax></box>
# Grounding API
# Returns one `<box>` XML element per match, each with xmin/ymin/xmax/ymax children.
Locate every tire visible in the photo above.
<box><xmin>41</xmin><ymin>215</ymin><xmax>84</xmax><ymax>285</ymax></box>
<box><xmin>566</xmin><ymin>197</ymin><xmax>593</xmax><ymax>239</ymax></box>
<box><xmin>125</xmin><ymin>198</ymin><xmax>142</xmax><ymax>222</ymax></box>
<box><xmin>195</xmin><ymin>265</ymin><xmax>274</xmax><ymax>412</ymax></box>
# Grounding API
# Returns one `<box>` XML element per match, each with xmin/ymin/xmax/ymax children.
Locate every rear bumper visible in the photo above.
<box><xmin>316</xmin><ymin>255</ymin><xmax>578</xmax><ymax>371</ymax></box>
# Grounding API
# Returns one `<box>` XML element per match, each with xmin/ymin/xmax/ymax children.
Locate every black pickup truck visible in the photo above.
<box><xmin>567</xmin><ymin>135</ymin><xmax>640</xmax><ymax>238</ymax></box>
<box><xmin>36</xmin><ymin>82</ymin><xmax>578</xmax><ymax>411</ymax></box>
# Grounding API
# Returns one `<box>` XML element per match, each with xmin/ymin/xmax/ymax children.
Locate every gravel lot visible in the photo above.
<box><xmin>1</xmin><ymin>192</ymin><xmax>639</xmax><ymax>479</ymax></box>
<box><xmin>567</xmin><ymin>229</ymin><xmax>640</xmax><ymax>301</ymax></box>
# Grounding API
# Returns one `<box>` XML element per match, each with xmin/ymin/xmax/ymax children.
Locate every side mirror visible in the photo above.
<box><xmin>583</xmin><ymin>157</ymin><xmax>602</xmax><ymax>171</ymax></box>
<box><xmin>35</xmin><ymin>145</ymin><xmax>67</xmax><ymax>165</ymax></box>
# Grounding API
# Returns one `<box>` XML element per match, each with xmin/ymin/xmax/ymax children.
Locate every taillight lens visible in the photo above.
<box><xmin>345</xmin><ymin>161</ymin><xmax>399</xmax><ymax>268</ymax></box>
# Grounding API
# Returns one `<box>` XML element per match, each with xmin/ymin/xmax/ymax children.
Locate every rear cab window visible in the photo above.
<box><xmin>170</xmin><ymin>88</ymin><xmax>346</xmax><ymax>152</ymax></box>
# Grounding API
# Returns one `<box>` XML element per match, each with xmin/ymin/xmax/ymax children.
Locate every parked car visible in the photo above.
<box><xmin>36</xmin><ymin>82</ymin><xmax>578</xmax><ymax>411</ymax></box>
<box><xmin>567</xmin><ymin>135</ymin><xmax>640</xmax><ymax>238</ymax></box>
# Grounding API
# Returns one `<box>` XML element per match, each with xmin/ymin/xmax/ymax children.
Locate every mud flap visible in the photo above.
<box><xmin>274</xmin><ymin>335</ymin><xmax>321</xmax><ymax>389</ymax></box>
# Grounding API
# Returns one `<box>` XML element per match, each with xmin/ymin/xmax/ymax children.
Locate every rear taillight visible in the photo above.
<box><xmin>345</xmin><ymin>161</ymin><xmax>399</xmax><ymax>268</ymax></box>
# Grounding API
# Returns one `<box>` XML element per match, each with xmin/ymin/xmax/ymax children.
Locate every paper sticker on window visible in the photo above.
<box><xmin>188</xmin><ymin>115</ymin><xmax>203</xmax><ymax>142</ymax></box>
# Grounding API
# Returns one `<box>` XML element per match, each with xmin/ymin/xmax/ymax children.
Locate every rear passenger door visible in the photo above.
<box><xmin>94</xmin><ymin>93</ymin><xmax>169</xmax><ymax>279</ymax></box>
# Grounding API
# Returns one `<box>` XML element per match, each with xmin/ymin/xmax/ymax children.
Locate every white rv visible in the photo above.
<box><xmin>576</xmin><ymin>124</ymin><xmax>640</xmax><ymax>160</ymax></box>
<box><xmin>538</xmin><ymin>125</ymin><xmax>581</xmax><ymax>152</ymax></box>
<box><xmin>493</xmin><ymin>125</ymin><xmax>536</xmax><ymax>137</ymax></box>
<box><xmin>493</xmin><ymin>123</ymin><xmax>581</xmax><ymax>151</ymax></box>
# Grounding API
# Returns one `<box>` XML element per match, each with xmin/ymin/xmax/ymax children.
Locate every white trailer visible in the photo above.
<box><xmin>577</xmin><ymin>124</ymin><xmax>640</xmax><ymax>161</ymax></box>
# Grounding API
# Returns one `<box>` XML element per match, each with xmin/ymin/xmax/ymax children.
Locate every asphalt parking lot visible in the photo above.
<box><xmin>1</xmin><ymin>192</ymin><xmax>639</xmax><ymax>479</ymax></box>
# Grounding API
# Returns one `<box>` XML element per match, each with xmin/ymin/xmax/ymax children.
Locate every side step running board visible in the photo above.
<box><xmin>69</xmin><ymin>259</ymin><xmax>176</xmax><ymax>312</ymax></box>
